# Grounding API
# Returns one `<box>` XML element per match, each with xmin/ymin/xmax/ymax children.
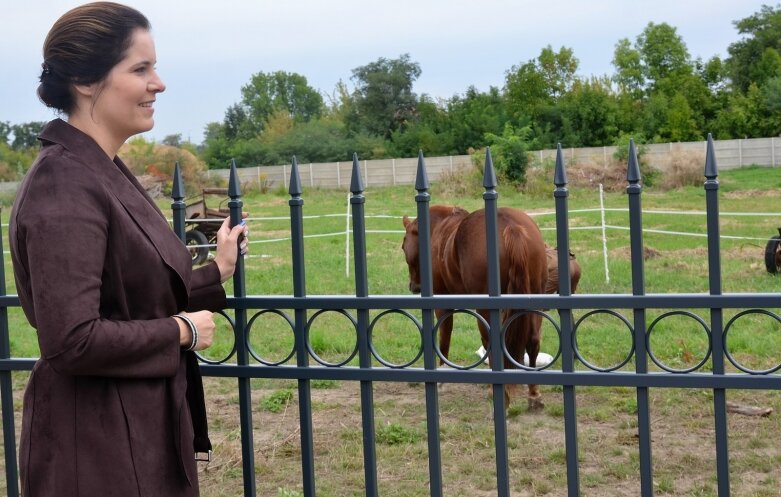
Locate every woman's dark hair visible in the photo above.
<box><xmin>38</xmin><ymin>2</ymin><xmax>150</xmax><ymax>114</ymax></box>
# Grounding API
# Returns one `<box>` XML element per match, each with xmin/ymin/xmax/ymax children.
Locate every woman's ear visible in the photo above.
<box><xmin>72</xmin><ymin>82</ymin><xmax>95</xmax><ymax>98</ymax></box>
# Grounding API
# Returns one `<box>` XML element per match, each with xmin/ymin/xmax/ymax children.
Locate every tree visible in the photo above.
<box><xmin>483</xmin><ymin>124</ymin><xmax>533</xmax><ymax>185</ymax></box>
<box><xmin>162</xmin><ymin>134</ymin><xmax>183</xmax><ymax>147</ymax></box>
<box><xmin>446</xmin><ymin>86</ymin><xmax>507</xmax><ymax>153</ymax></box>
<box><xmin>727</xmin><ymin>4</ymin><xmax>781</xmax><ymax>93</ymax></box>
<box><xmin>612</xmin><ymin>38</ymin><xmax>645</xmax><ymax>96</ymax></box>
<box><xmin>559</xmin><ymin>77</ymin><xmax>619</xmax><ymax>147</ymax></box>
<box><xmin>504</xmin><ymin>45</ymin><xmax>579</xmax><ymax>143</ymax></box>
<box><xmin>346</xmin><ymin>53</ymin><xmax>422</xmax><ymax>139</ymax></box>
<box><xmin>505</xmin><ymin>46</ymin><xmax>579</xmax><ymax>118</ymax></box>
<box><xmin>10</xmin><ymin>122</ymin><xmax>46</xmax><ymax>149</ymax></box>
<box><xmin>223</xmin><ymin>71</ymin><xmax>324</xmax><ymax>139</ymax></box>
<box><xmin>636</xmin><ymin>22</ymin><xmax>690</xmax><ymax>84</ymax></box>
<box><xmin>0</xmin><ymin>121</ymin><xmax>10</xmax><ymax>145</ymax></box>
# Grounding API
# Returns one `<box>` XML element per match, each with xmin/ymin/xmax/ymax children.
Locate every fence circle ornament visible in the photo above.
<box><xmin>724</xmin><ymin>309</ymin><xmax>781</xmax><ymax>375</ymax></box>
<box><xmin>305</xmin><ymin>309</ymin><xmax>359</xmax><ymax>367</ymax></box>
<box><xmin>245</xmin><ymin>309</ymin><xmax>296</xmax><ymax>366</ymax></box>
<box><xmin>434</xmin><ymin>310</ymin><xmax>490</xmax><ymax>370</ymax></box>
<box><xmin>573</xmin><ymin>309</ymin><xmax>635</xmax><ymax>372</ymax></box>
<box><xmin>646</xmin><ymin>311</ymin><xmax>712</xmax><ymax>373</ymax></box>
<box><xmin>195</xmin><ymin>309</ymin><xmax>237</xmax><ymax>365</ymax></box>
<box><xmin>500</xmin><ymin>310</ymin><xmax>562</xmax><ymax>371</ymax></box>
<box><xmin>367</xmin><ymin>309</ymin><xmax>423</xmax><ymax>368</ymax></box>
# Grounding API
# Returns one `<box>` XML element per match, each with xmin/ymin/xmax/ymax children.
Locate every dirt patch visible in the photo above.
<box><xmin>197</xmin><ymin>377</ymin><xmax>781</xmax><ymax>497</ymax></box>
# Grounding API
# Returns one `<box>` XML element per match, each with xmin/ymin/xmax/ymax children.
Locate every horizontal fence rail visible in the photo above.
<box><xmin>0</xmin><ymin>138</ymin><xmax>780</xmax><ymax>497</ymax></box>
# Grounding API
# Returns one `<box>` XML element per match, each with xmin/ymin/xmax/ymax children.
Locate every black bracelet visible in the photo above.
<box><xmin>173</xmin><ymin>314</ymin><xmax>198</xmax><ymax>352</ymax></box>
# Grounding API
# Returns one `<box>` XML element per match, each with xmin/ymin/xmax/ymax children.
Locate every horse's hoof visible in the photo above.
<box><xmin>528</xmin><ymin>396</ymin><xmax>545</xmax><ymax>411</ymax></box>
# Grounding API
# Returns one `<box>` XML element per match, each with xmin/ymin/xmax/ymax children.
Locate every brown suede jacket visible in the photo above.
<box><xmin>10</xmin><ymin>119</ymin><xmax>226</xmax><ymax>497</ymax></box>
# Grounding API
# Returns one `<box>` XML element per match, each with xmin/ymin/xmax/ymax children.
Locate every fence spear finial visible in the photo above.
<box><xmin>705</xmin><ymin>133</ymin><xmax>718</xmax><ymax>179</ymax></box>
<box><xmin>172</xmin><ymin>161</ymin><xmax>184</xmax><ymax>199</ymax></box>
<box><xmin>483</xmin><ymin>147</ymin><xmax>497</xmax><ymax>189</ymax></box>
<box><xmin>415</xmin><ymin>150</ymin><xmax>429</xmax><ymax>191</ymax></box>
<box><xmin>350</xmin><ymin>152</ymin><xmax>364</xmax><ymax>193</ymax></box>
<box><xmin>228</xmin><ymin>159</ymin><xmax>241</xmax><ymax>197</ymax></box>
<box><xmin>289</xmin><ymin>156</ymin><xmax>302</xmax><ymax>196</ymax></box>
<box><xmin>627</xmin><ymin>139</ymin><xmax>641</xmax><ymax>184</ymax></box>
<box><xmin>554</xmin><ymin>143</ymin><xmax>567</xmax><ymax>186</ymax></box>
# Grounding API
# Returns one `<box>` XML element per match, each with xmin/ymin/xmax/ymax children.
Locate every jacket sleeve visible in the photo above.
<box><xmin>13</xmin><ymin>158</ymin><xmax>181</xmax><ymax>379</ymax></box>
<box><xmin>188</xmin><ymin>262</ymin><xmax>227</xmax><ymax>312</ymax></box>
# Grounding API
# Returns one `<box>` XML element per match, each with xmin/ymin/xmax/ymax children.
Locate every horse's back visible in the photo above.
<box><xmin>448</xmin><ymin>207</ymin><xmax>546</xmax><ymax>295</ymax></box>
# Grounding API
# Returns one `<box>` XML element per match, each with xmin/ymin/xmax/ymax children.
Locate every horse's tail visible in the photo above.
<box><xmin>503</xmin><ymin>224</ymin><xmax>534</xmax><ymax>296</ymax></box>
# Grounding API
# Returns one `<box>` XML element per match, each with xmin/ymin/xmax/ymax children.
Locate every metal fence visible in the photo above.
<box><xmin>2</xmin><ymin>139</ymin><xmax>781</xmax><ymax>497</ymax></box>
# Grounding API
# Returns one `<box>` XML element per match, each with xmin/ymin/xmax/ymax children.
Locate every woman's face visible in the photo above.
<box><xmin>90</xmin><ymin>28</ymin><xmax>165</xmax><ymax>141</ymax></box>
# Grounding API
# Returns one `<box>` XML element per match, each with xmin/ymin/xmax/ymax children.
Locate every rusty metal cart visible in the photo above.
<box><xmin>184</xmin><ymin>188</ymin><xmax>230</xmax><ymax>265</ymax></box>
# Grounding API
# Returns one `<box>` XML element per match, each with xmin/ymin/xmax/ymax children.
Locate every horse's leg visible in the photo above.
<box><xmin>436</xmin><ymin>309</ymin><xmax>453</xmax><ymax>365</ymax></box>
<box><xmin>434</xmin><ymin>309</ymin><xmax>454</xmax><ymax>392</ymax></box>
<box><xmin>525</xmin><ymin>312</ymin><xmax>544</xmax><ymax>411</ymax></box>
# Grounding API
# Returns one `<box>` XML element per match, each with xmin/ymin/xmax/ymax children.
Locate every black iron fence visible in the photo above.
<box><xmin>1</xmin><ymin>137</ymin><xmax>781</xmax><ymax>496</ymax></box>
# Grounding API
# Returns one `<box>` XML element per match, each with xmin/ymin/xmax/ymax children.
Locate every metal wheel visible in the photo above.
<box><xmin>764</xmin><ymin>235</ymin><xmax>781</xmax><ymax>274</ymax></box>
<box><xmin>186</xmin><ymin>229</ymin><xmax>209</xmax><ymax>266</ymax></box>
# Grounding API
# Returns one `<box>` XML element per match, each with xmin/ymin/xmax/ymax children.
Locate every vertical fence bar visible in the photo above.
<box><xmin>227</xmin><ymin>161</ymin><xmax>256</xmax><ymax>497</ymax></box>
<box><xmin>704</xmin><ymin>135</ymin><xmax>730</xmax><ymax>496</ymax></box>
<box><xmin>553</xmin><ymin>145</ymin><xmax>580</xmax><ymax>497</ymax></box>
<box><xmin>414</xmin><ymin>151</ymin><xmax>443</xmax><ymax>497</ymax></box>
<box><xmin>349</xmin><ymin>154</ymin><xmax>379</xmax><ymax>496</ymax></box>
<box><xmin>626</xmin><ymin>140</ymin><xmax>654</xmax><ymax>497</ymax></box>
<box><xmin>289</xmin><ymin>157</ymin><xmax>317</xmax><ymax>496</ymax></box>
<box><xmin>0</xmin><ymin>210</ymin><xmax>19</xmax><ymax>497</ymax></box>
<box><xmin>483</xmin><ymin>148</ymin><xmax>510</xmax><ymax>497</ymax></box>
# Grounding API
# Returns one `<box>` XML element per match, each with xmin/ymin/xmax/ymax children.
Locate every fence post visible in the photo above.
<box><xmin>0</xmin><ymin>209</ymin><xmax>19</xmax><ymax>497</ymax></box>
<box><xmin>227</xmin><ymin>161</ymin><xmax>257</xmax><ymax>497</ymax></box>
<box><xmin>599</xmin><ymin>183</ymin><xmax>610</xmax><ymax>283</ymax></box>
<box><xmin>773</xmin><ymin>137</ymin><xmax>776</xmax><ymax>167</ymax></box>
<box><xmin>704</xmin><ymin>135</ymin><xmax>731</xmax><ymax>496</ymax></box>
<box><xmin>626</xmin><ymin>139</ymin><xmax>654</xmax><ymax>497</ymax></box>
<box><xmin>739</xmin><ymin>139</ymin><xmax>743</xmax><ymax>167</ymax></box>
<box><xmin>287</xmin><ymin>157</ymin><xmax>317</xmax><ymax>497</ymax></box>
<box><xmin>392</xmin><ymin>158</ymin><xmax>396</xmax><ymax>186</ymax></box>
<box><xmin>413</xmin><ymin>151</ymin><xmax>444</xmax><ymax>497</ymax></box>
<box><xmin>482</xmin><ymin>148</ymin><xmax>510</xmax><ymax>497</ymax></box>
<box><xmin>349</xmin><ymin>153</ymin><xmax>379</xmax><ymax>496</ymax></box>
<box><xmin>554</xmin><ymin>145</ymin><xmax>581</xmax><ymax>496</ymax></box>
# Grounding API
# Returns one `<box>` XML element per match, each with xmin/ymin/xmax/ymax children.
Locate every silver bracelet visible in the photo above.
<box><xmin>173</xmin><ymin>314</ymin><xmax>198</xmax><ymax>352</ymax></box>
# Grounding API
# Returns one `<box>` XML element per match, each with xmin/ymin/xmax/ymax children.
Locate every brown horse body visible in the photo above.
<box><xmin>402</xmin><ymin>205</ymin><xmax>549</xmax><ymax>408</ymax></box>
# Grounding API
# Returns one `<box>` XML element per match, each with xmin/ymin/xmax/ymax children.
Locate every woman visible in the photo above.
<box><xmin>9</xmin><ymin>3</ymin><xmax>247</xmax><ymax>496</ymax></box>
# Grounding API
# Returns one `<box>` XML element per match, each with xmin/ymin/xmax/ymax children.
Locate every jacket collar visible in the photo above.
<box><xmin>38</xmin><ymin>119</ymin><xmax>192</xmax><ymax>296</ymax></box>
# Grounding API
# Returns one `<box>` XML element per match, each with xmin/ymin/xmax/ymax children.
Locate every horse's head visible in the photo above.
<box><xmin>401</xmin><ymin>215</ymin><xmax>421</xmax><ymax>294</ymax></box>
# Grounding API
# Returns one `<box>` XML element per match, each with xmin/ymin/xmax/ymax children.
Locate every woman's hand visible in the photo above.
<box><xmin>174</xmin><ymin>310</ymin><xmax>216</xmax><ymax>351</ymax></box>
<box><xmin>213</xmin><ymin>215</ymin><xmax>249</xmax><ymax>283</ymax></box>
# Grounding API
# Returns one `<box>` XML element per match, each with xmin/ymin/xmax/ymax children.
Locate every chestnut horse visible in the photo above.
<box><xmin>402</xmin><ymin>205</ymin><xmax>548</xmax><ymax>408</ymax></box>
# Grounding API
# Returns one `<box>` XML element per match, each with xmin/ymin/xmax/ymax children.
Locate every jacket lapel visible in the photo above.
<box><xmin>39</xmin><ymin>120</ymin><xmax>192</xmax><ymax>297</ymax></box>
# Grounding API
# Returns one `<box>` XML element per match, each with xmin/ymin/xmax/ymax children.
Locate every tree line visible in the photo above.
<box><xmin>2</xmin><ymin>4</ymin><xmax>781</xmax><ymax>182</ymax></box>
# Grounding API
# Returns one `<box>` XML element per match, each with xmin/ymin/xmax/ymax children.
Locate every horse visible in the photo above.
<box><xmin>401</xmin><ymin>205</ymin><xmax>548</xmax><ymax>409</ymax></box>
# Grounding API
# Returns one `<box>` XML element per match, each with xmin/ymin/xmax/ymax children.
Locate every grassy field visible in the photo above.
<box><xmin>3</xmin><ymin>163</ymin><xmax>781</xmax><ymax>496</ymax></box>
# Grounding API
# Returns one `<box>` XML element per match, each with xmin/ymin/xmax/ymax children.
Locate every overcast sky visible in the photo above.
<box><xmin>1</xmin><ymin>0</ymin><xmax>773</xmax><ymax>144</ymax></box>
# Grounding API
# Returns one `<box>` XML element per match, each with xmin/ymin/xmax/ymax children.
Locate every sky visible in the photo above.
<box><xmin>1</xmin><ymin>0</ymin><xmax>773</xmax><ymax>144</ymax></box>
